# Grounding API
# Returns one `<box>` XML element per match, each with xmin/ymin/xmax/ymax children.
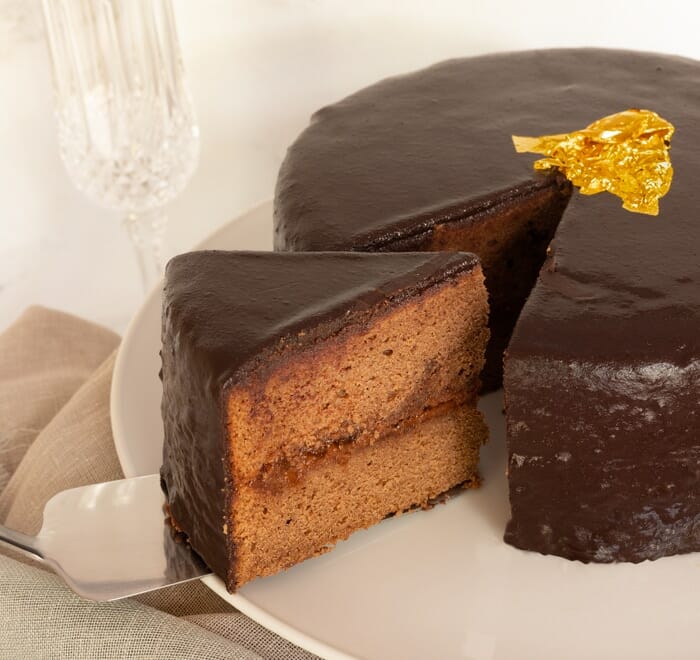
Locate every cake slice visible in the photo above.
<box><xmin>160</xmin><ymin>250</ymin><xmax>489</xmax><ymax>590</ymax></box>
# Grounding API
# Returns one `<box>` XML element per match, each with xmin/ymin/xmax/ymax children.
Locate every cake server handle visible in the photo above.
<box><xmin>0</xmin><ymin>524</ymin><xmax>43</xmax><ymax>561</ymax></box>
<box><xmin>0</xmin><ymin>475</ymin><xmax>211</xmax><ymax>601</ymax></box>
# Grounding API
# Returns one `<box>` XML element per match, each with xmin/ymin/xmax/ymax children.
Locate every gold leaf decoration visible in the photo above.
<box><xmin>513</xmin><ymin>109</ymin><xmax>674</xmax><ymax>215</ymax></box>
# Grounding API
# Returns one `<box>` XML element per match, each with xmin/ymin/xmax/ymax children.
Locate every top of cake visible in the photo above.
<box><xmin>275</xmin><ymin>48</ymin><xmax>700</xmax><ymax>366</ymax></box>
<box><xmin>508</xmin><ymin>191</ymin><xmax>700</xmax><ymax>365</ymax></box>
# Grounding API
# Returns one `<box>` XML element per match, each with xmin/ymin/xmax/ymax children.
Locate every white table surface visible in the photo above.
<box><xmin>2</xmin><ymin>0</ymin><xmax>700</xmax><ymax>334</ymax></box>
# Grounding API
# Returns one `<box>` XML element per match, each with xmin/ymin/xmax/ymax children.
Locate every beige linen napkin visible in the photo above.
<box><xmin>0</xmin><ymin>306</ymin><xmax>318</xmax><ymax>660</ymax></box>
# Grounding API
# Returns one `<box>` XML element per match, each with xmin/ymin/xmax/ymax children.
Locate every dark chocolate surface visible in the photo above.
<box><xmin>160</xmin><ymin>250</ymin><xmax>480</xmax><ymax>580</ymax></box>
<box><xmin>274</xmin><ymin>48</ymin><xmax>700</xmax><ymax>253</ymax></box>
<box><xmin>274</xmin><ymin>48</ymin><xmax>700</xmax><ymax>562</ymax></box>
<box><xmin>498</xmin><ymin>54</ymin><xmax>700</xmax><ymax>561</ymax></box>
<box><xmin>274</xmin><ymin>52</ymin><xmax>560</xmax><ymax>251</ymax></box>
<box><xmin>509</xmin><ymin>191</ymin><xmax>700</xmax><ymax>365</ymax></box>
<box><xmin>505</xmin><ymin>166</ymin><xmax>700</xmax><ymax>561</ymax></box>
<box><xmin>504</xmin><ymin>356</ymin><xmax>700</xmax><ymax>562</ymax></box>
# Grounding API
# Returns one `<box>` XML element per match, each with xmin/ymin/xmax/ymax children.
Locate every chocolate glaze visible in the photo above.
<box><xmin>274</xmin><ymin>48</ymin><xmax>700</xmax><ymax>250</ymax></box>
<box><xmin>274</xmin><ymin>48</ymin><xmax>700</xmax><ymax>562</ymax></box>
<box><xmin>504</xmin><ymin>355</ymin><xmax>700</xmax><ymax>562</ymax></box>
<box><xmin>273</xmin><ymin>52</ymin><xmax>570</xmax><ymax>251</ymax></box>
<box><xmin>498</xmin><ymin>52</ymin><xmax>700</xmax><ymax>562</ymax></box>
<box><xmin>160</xmin><ymin>250</ymin><xmax>480</xmax><ymax>582</ymax></box>
<box><xmin>505</xmin><ymin>194</ymin><xmax>700</xmax><ymax>562</ymax></box>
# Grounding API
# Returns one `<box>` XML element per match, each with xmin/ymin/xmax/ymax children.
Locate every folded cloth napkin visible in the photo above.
<box><xmin>0</xmin><ymin>306</ymin><xmax>318</xmax><ymax>660</ymax></box>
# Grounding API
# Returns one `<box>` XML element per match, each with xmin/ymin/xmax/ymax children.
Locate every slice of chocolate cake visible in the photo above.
<box><xmin>160</xmin><ymin>250</ymin><xmax>489</xmax><ymax>590</ymax></box>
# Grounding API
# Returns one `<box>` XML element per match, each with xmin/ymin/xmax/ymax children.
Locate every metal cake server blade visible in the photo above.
<box><xmin>0</xmin><ymin>474</ymin><xmax>211</xmax><ymax>601</ymax></box>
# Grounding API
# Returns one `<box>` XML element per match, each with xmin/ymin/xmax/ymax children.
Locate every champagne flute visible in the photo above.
<box><xmin>41</xmin><ymin>0</ymin><xmax>199</xmax><ymax>292</ymax></box>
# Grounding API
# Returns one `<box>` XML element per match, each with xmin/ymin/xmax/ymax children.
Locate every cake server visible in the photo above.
<box><xmin>0</xmin><ymin>474</ymin><xmax>211</xmax><ymax>601</ymax></box>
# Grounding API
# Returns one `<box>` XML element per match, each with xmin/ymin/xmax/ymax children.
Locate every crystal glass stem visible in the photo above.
<box><xmin>123</xmin><ymin>209</ymin><xmax>167</xmax><ymax>293</ymax></box>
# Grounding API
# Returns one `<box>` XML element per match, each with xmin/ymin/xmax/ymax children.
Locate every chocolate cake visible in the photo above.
<box><xmin>160</xmin><ymin>250</ymin><xmax>489</xmax><ymax>589</ymax></box>
<box><xmin>273</xmin><ymin>48</ymin><xmax>700</xmax><ymax>562</ymax></box>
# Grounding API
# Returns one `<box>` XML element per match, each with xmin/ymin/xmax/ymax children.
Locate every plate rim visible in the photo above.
<box><xmin>110</xmin><ymin>198</ymin><xmax>354</xmax><ymax>660</ymax></box>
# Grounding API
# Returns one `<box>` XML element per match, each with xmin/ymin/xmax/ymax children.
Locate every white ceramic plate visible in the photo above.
<box><xmin>112</xmin><ymin>201</ymin><xmax>699</xmax><ymax>660</ymax></box>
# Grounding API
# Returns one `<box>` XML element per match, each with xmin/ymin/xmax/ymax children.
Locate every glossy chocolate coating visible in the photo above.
<box><xmin>160</xmin><ymin>250</ymin><xmax>480</xmax><ymax>581</ymax></box>
<box><xmin>274</xmin><ymin>48</ymin><xmax>700</xmax><ymax>252</ymax></box>
<box><xmin>499</xmin><ymin>52</ymin><xmax>700</xmax><ymax>561</ymax></box>
<box><xmin>274</xmin><ymin>48</ymin><xmax>700</xmax><ymax>562</ymax></box>
<box><xmin>505</xmin><ymin>189</ymin><xmax>700</xmax><ymax>561</ymax></box>
<box><xmin>274</xmin><ymin>52</ymin><xmax>565</xmax><ymax>251</ymax></box>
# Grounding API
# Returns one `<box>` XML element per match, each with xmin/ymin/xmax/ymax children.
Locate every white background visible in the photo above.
<box><xmin>0</xmin><ymin>0</ymin><xmax>697</xmax><ymax>332</ymax></box>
